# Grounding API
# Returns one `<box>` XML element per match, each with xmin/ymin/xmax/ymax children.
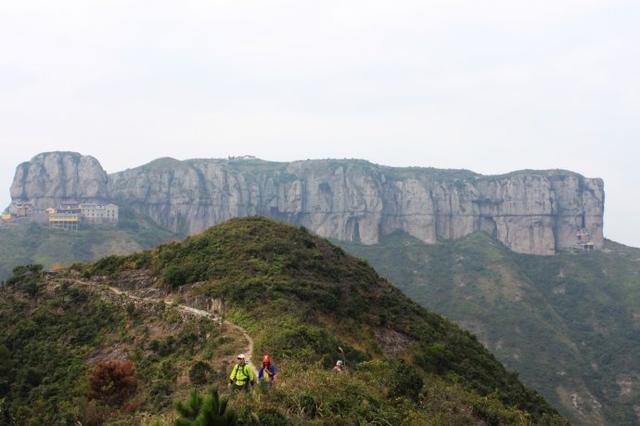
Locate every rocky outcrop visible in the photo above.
<box><xmin>10</xmin><ymin>152</ymin><xmax>109</xmax><ymax>208</ymax></box>
<box><xmin>10</xmin><ymin>153</ymin><xmax>605</xmax><ymax>255</ymax></box>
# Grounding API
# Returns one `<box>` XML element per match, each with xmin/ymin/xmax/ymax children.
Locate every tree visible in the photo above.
<box><xmin>175</xmin><ymin>387</ymin><xmax>236</xmax><ymax>426</ymax></box>
<box><xmin>164</xmin><ymin>266</ymin><xmax>188</xmax><ymax>288</ymax></box>
<box><xmin>89</xmin><ymin>359</ymin><xmax>137</xmax><ymax>406</ymax></box>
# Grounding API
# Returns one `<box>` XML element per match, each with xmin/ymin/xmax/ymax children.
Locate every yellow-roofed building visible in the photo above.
<box><xmin>1</xmin><ymin>213</ymin><xmax>11</xmax><ymax>221</ymax></box>
<box><xmin>49</xmin><ymin>213</ymin><xmax>80</xmax><ymax>231</ymax></box>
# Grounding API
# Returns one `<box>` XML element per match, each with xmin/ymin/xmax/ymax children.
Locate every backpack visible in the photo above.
<box><xmin>232</xmin><ymin>364</ymin><xmax>250</xmax><ymax>384</ymax></box>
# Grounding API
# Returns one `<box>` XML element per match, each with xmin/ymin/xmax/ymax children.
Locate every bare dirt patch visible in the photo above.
<box><xmin>374</xmin><ymin>328</ymin><xmax>411</xmax><ymax>357</ymax></box>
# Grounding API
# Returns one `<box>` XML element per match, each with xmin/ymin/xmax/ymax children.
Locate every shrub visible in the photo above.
<box><xmin>77</xmin><ymin>398</ymin><xmax>104</xmax><ymax>426</ymax></box>
<box><xmin>175</xmin><ymin>386</ymin><xmax>236</xmax><ymax>426</ymax></box>
<box><xmin>0</xmin><ymin>345</ymin><xmax>11</xmax><ymax>397</ymax></box>
<box><xmin>6</xmin><ymin>264</ymin><xmax>43</xmax><ymax>297</ymax></box>
<box><xmin>90</xmin><ymin>256</ymin><xmax>126</xmax><ymax>276</ymax></box>
<box><xmin>389</xmin><ymin>360</ymin><xmax>423</xmax><ymax>402</ymax></box>
<box><xmin>189</xmin><ymin>361</ymin><xmax>213</xmax><ymax>385</ymax></box>
<box><xmin>89</xmin><ymin>359</ymin><xmax>138</xmax><ymax>406</ymax></box>
<box><xmin>416</xmin><ymin>342</ymin><xmax>449</xmax><ymax>374</ymax></box>
<box><xmin>256</xmin><ymin>408</ymin><xmax>289</xmax><ymax>425</ymax></box>
<box><xmin>149</xmin><ymin>379</ymin><xmax>174</xmax><ymax>410</ymax></box>
<box><xmin>164</xmin><ymin>265</ymin><xmax>188</xmax><ymax>288</ymax></box>
<box><xmin>261</xmin><ymin>325</ymin><xmax>367</xmax><ymax>367</ymax></box>
<box><xmin>150</xmin><ymin>336</ymin><xmax>177</xmax><ymax>357</ymax></box>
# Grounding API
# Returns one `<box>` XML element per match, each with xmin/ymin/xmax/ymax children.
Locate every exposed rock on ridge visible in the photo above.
<box><xmin>10</xmin><ymin>152</ymin><xmax>605</xmax><ymax>255</ymax></box>
<box><xmin>10</xmin><ymin>152</ymin><xmax>109</xmax><ymax>207</ymax></box>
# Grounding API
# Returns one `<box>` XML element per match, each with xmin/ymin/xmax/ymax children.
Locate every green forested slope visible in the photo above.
<box><xmin>340</xmin><ymin>232</ymin><xmax>640</xmax><ymax>425</ymax></box>
<box><xmin>0</xmin><ymin>218</ymin><xmax>566</xmax><ymax>425</ymax></box>
<box><xmin>0</xmin><ymin>266</ymin><xmax>249</xmax><ymax>425</ymax></box>
<box><xmin>0</xmin><ymin>207</ymin><xmax>178</xmax><ymax>280</ymax></box>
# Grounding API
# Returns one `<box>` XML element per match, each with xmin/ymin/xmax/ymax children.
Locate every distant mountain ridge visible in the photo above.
<box><xmin>10</xmin><ymin>151</ymin><xmax>604</xmax><ymax>255</ymax></box>
<box><xmin>340</xmin><ymin>232</ymin><xmax>640</xmax><ymax>425</ymax></box>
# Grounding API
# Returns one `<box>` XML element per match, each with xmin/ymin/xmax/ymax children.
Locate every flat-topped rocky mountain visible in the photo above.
<box><xmin>9</xmin><ymin>151</ymin><xmax>605</xmax><ymax>255</ymax></box>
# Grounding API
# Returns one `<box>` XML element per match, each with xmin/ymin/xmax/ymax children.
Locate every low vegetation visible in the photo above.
<box><xmin>1</xmin><ymin>217</ymin><xmax>567</xmax><ymax>424</ymax></box>
<box><xmin>341</xmin><ymin>231</ymin><xmax>640</xmax><ymax>425</ymax></box>
<box><xmin>0</xmin><ymin>267</ymin><xmax>245</xmax><ymax>424</ymax></box>
<box><xmin>0</xmin><ymin>206</ymin><xmax>177</xmax><ymax>280</ymax></box>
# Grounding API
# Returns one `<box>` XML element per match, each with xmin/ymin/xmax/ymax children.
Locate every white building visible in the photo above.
<box><xmin>79</xmin><ymin>203</ymin><xmax>119</xmax><ymax>224</ymax></box>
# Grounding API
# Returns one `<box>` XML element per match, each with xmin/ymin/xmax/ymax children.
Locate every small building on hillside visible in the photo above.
<box><xmin>576</xmin><ymin>228</ymin><xmax>595</xmax><ymax>252</ymax></box>
<box><xmin>57</xmin><ymin>202</ymin><xmax>82</xmax><ymax>215</ymax></box>
<box><xmin>49</xmin><ymin>213</ymin><xmax>80</xmax><ymax>231</ymax></box>
<box><xmin>1</xmin><ymin>212</ymin><xmax>11</xmax><ymax>222</ymax></box>
<box><xmin>10</xmin><ymin>201</ymin><xmax>34</xmax><ymax>217</ymax></box>
<box><xmin>79</xmin><ymin>203</ymin><xmax>119</xmax><ymax>224</ymax></box>
<box><xmin>8</xmin><ymin>200</ymin><xmax>119</xmax><ymax>231</ymax></box>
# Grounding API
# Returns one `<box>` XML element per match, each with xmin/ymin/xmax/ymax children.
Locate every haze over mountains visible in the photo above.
<box><xmin>2</xmin><ymin>151</ymin><xmax>639</xmax><ymax>424</ymax></box>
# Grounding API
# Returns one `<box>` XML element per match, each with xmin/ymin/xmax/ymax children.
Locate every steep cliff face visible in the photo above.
<box><xmin>10</xmin><ymin>152</ymin><xmax>109</xmax><ymax>208</ymax></box>
<box><xmin>10</xmin><ymin>153</ymin><xmax>605</xmax><ymax>255</ymax></box>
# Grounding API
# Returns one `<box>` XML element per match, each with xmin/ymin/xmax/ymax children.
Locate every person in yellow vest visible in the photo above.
<box><xmin>229</xmin><ymin>354</ymin><xmax>254</xmax><ymax>392</ymax></box>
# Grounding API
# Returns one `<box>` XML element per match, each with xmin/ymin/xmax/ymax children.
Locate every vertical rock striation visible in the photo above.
<box><xmin>9</xmin><ymin>153</ymin><xmax>605</xmax><ymax>255</ymax></box>
<box><xmin>10</xmin><ymin>152</ymin><xmax>109</xmax><ymax>208</ymax></box>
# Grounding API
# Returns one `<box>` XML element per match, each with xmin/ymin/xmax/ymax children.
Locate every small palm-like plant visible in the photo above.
<box><xmin>175</xmin><ymin>387</ymin><xmax>236</xmax><ymax>426</ymax></box>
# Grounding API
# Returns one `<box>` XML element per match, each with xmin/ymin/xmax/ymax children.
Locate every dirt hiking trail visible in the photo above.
<box><xmin>64</xmin><ymin>278</ymin><xmax>258</xmax><ymax>377</ymax></box>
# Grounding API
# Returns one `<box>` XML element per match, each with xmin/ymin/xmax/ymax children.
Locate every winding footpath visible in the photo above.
<box><xmin>67</xmin><ymin>279</ymin><xmax>258</xmax><ymax>376</ymax></box>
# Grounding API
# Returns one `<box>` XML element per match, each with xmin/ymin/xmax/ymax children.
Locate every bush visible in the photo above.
<box><xmin>90</xmin><ymin>256</ymin><xmax>126</xmax><ymax>276</ymax></box>
<box><xmin>6</xmin><ymin>264</ymin><xmax>43</xmax><ymax>297</ymax></box>
<box><xmin>164</xmin><ymin>266</ymin><xmax>188</xmax><ymax>288</ymax></box>
<box><xmin>417</xmin><ymin>342</ymin><xmax>450</xmax><ymax>374</ymax></box>
<box><xmin>89</xmin><ymin>359</ymin><xmax>138</xmax><ymax>406</ymax></box>
<box><xmin>175</xmin><ymin>386</ymin><xmax>236</xmax><ymax>426</ymax></box>
<box><xmin>261</xmin><ymin>325</ymin><xmax>367</xmax><ymax>367</ymax></box>
<box><xmin>0</xmin><ymin>345</ymin><xmax>11</xmax><ymax>397</ymax></box>
<box><xmin>189</xmin><ymin>361</ymin><xmax>213</xmax><ymax>385</ymax></box>
<box><xmin>389</xmin><ymin>360</ymin><xmax>423</xmax><ymax>402</ymax></box>
<box><xmin>256</xmin><ymin>408</ymin><xmax>289</xmax><ymax>425</ymax></box>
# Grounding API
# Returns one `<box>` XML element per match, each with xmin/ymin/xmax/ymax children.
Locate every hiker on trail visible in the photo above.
<box><xmin>333</xmin><ymin>360</ymin><xmax>344</xmax><ymax>373</ymax></box>
<box><xmin>229</xmin><ymin>354</ymin><xmax>254</xmax><ymax>391</ymax></box>
<box><xmin>258</xmin><ymin>354</ymin><xmax>277</xmax><ymax>387</ymax></box>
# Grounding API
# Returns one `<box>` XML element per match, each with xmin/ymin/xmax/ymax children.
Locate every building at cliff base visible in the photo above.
<box><xmin>576</xmin><ymin>228</ymin><xmax>595</xmax><ymax>252</ymax></box>
<box><xmin>79</xmin><ymin>203</ymin><xmax>119</xmax><ymax>224</ymax></box>
<box><xmin>48</xmin><ymin>212</ymin><xmax>80</xmax><ymax>231</ymax></box>
<box><xmin>10</xmin><ymin>201</ymin><xmax>34</xmax><ymax>217</ymax></box>
<box><xmin>7</xmin><ymin>199</ymin><xmax>119</xmax><ymax>231</ymax></box>
<box><xmin>47</xmin><ymin>203</ymin><xmax>118</xmax><ymax>230</ymax></box>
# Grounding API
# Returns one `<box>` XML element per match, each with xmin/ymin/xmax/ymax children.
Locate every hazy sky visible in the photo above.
<box><xmin>1</xmin><ymin>0</ymin><xmax>638</xmax><ymax>246</ymax></box>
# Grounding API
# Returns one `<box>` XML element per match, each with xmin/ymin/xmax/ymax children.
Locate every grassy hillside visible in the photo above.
<box><xmin>0</xmin><ymin>206</ymin><xmax>178</xmax><ymax>280</ymax></box>
<box><xmin>340</xmin><ymin>232</ymin><xmax>640</xmax><ymax>425</ymax></box>
<box><xmin>0</xmin><ymin>218</ymin><xmax>566</xmax><ymax>425</ymax></box>
<box><xmin>0</xmin><ymin>265</ymin><xmax>247</xmax><ymax>425</ymax></box>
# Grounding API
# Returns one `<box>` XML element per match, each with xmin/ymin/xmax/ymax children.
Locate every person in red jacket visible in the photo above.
<box><xmin>258</xmin><ymin>354</ymin><xmax>277</xmax><ymax>387</ymax></box>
